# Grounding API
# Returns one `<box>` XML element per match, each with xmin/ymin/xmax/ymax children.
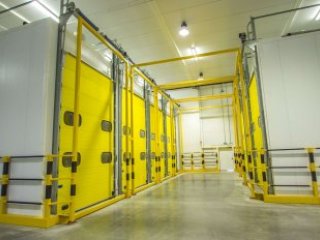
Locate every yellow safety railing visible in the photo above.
<box><xmin>263</xmin><ymin>148</ymin><xmax>320</xmax><ymax>204</ymax></box>
<box><xmin>181</xmin><ymin>151</ymin><xmax>220</xmax><ymax>173</ymax></box>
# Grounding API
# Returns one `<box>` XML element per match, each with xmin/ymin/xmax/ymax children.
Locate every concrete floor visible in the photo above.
<box><xmin>1</xmin><ymin>173</ymin><xmax>320</xmax><ymax>240</ymax></box>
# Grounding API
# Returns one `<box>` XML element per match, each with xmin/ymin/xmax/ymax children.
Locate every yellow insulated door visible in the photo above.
<box><xmin>133</xmin><ymin>95</ymin><xmax>147</xmax><ymax>188</ymax></box>
<box><xmin>58</xmin><ymin>54</ymin><xmax>114</xmax><ymax>213</ymax></box>
<box><xmin>166</xmin><ymin>115</ymin><xmax>172</xmax><ymax>176</ymax></box>
<box><xmin>150</xmin><ymin>105</ymin><xmax>156</xmax><ymax>182</ymax></box>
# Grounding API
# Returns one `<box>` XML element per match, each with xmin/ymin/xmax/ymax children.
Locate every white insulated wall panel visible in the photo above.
<box><xmin>199</xmin><ymin>84</ymin><xmax>234</xmax><ymax>147</ymax></box>
<box><xmin>257</xmin><ymin>32</ymin><xmax>320</xmax><ymax>149</ymax></box>
<box><xmin>8</xmin><ymin>181</ymin><xmax>44</xmax><ymax>203</ymax></box>
<box><xmin>202</xmin><ymin>118</ymin><xmax>225</xmax><ymax>146</ymax></box>
<box><xmin>0</xmin><ymin>19</ymin><xmax>57</xmax><ymax>216</ymax></box>
<box><xmin>9</xmin><ymin>157</ymin><xmax>45</xmax><ymax>179</ymax></box>
<box><xmin>202</xmin><ymin>116</ymin><xmax>234</xmax><ymax>146</ymax></box>
<box><xmin>257</xmin><ymin>32</ymin><xmax>320</xmax><ymax>193</ymax></box>
<box><xmin>0</xmin><ymin>18</ymin><xmax>58</xmax><ymax>156</ymax></box>
<box><xmin>182</xmin><ymin>113</ymin><xmax>201</xmax><ymax>153</ymax></box>
<box><xmin>7</xmin><ymin>203</ymin><xmax>43</xmax><ymax>216</ymax></box>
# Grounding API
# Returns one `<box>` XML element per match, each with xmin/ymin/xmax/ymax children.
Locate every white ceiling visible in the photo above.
<box><xmin>1</xmin><ymin>0</ymin><xmax>320</xmax><ymax>87</ymax></box>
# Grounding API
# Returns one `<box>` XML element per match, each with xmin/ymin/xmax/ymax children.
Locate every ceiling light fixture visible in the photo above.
<box><xmin>315</xmin><ymin>9</ymin><xmax>320</xmax><ymax>21</ymax></box>
<box><xmin>198</xmin><ymin>72</ymin><xmax>204</xmax><ymax>80</ymax></box>
<box><xmin>0</xmin><ymin>1</ymin><xmax>30</xmax><ymax>23</ymax></box>
<box><xmin>33</xmin><ymin>0</ymin><xmax>59</xmax><ymax>23</ymax></box>
<box><xmin>179</xmin><ymin>21</ymin><xmax>189</xmax><ymax>37</ymax></box>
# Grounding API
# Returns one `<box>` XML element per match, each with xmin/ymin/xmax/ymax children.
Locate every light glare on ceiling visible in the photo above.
<box><xmin>179</xmin><ymin>21</ymin><xmax>189</xmax><ymax>37</ymax></box>
<box><xmin>136</xmin><ymin>77</ymin><xmax>144</xmax><ymax>87</ymax></box>
<box><xmin>0</xmin><ymin>24</ymin><xmax>8</xmax><ymax>30</ymax></box>
<box><xmin>191</xmin><ymin>46</ymin><xmax>197</xmax><ymax>56</ymax></box>
<box><xmin>0</xmin><ymin>1</ymin><xmax>30</xmax><ymax>23</ymax></box>
<box><xmin>33</xmin><ymin>0</ymin><xmax>59</xmax><ymax>23</ymax></box>
<box><xmin>103</xmin><ymin>50</ymin><xmax>113</xmax><ymax>62</ymax></box>
<box><xmin>190</xmin><ymin>45</ymin><xmax>199</xmax><ymax>61</ymax></box>
<box><xmin>315</xmin><ymin>9</ymin><xmax>320</xmax><ymax>21</ymax></box>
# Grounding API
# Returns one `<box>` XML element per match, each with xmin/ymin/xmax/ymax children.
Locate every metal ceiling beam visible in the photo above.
<box><xmin>175</xmin><ymin>93</ymin><xmax>233</xmax><ymax>103</ymax></box>
<box><xmin>133</xmin><ymin>48</ymin><xmax>240</xmax><ymax>67</ymax></box>
<box><xmin>159</xmin><ymin>75</ymin><xmax>235</xmax><ymax>90</ymax></box>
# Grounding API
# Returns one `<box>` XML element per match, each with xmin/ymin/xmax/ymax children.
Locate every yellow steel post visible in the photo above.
<box><xmin>240</xmin><ymin>101</ymin><xmax>250</xmax><ymax>182</ymax></box>
<box><xmin>181</xmin><ymin>156</ymin><xmax>184</xmax><ymax>172</ymax></box>
<box><xmin>260</xmin><ymin>149</ymin><xmax>269</xmax><ymax>195</ymax></box>
<box><xmin>129</xmin><ymin>66</ymin><xmax>135</xmax><ymax>195</ymax></box>
<box><xmin>232</xmin><ymin>78</ymin><xmax>240</xmax><ymax>173</ymax></box>
<box><xmin>153</xmin><ymin>88</ymin><xmax>161</xmax><ymax>183</ymax></box>
<box><xmin>172</xmin><ymin>103</ymin><xmax>178</xmax><ymax>176</ymax></box>
<box><xmin>238</xmin><ymin>51</ymin><xmax>256</xmax><ymax>197</ymax></box>
<box><xmin>232</xmin><ymin>51</ymin><xmax>241</xmax><ymax>174</ymax></box>
<box><xmin>307</xmin><ymin>148</ymin><xmax>319</xmax><ymax>198</ymax></box>
<box><xmin>169</xmin><ymin>100</ymin><xmax>175</xmax><ymax>176</ymax></box>
<box><xmin>170</xmin><ymin>102</ymin><xmax>174</xmax><ymax>176</ymax></box>
<box><xmin>0</xmin><ymin>156</ymin><xmax>10</xmax><ymax>214</ymax></box>
<box><xmin>178</xmin><ymin>112</ymin><xmax>184</xmax><ymax>173</ymax></box>
<box><xmin>217</xmin><ymin>149</ymin><xmax>221</xmax><ymax>173</ymax></box>
<box><xmin>125</xmin><ymin>63</ymin><xmax>132</xmax><ymax>198</ymax></box>
<box><xmin>202</xmin><ymin>151</ymin><xmax>205</xmax><ymax>170</ymax></box>
<box><xmin>69</xmin><ymin>17</ymin><xmax>83</xmax><ymax>223</ymax></box>
<box><xmin>234</xmin><ymin>77</ymin><xmax>245</xmax><ymax>176</ymax></box>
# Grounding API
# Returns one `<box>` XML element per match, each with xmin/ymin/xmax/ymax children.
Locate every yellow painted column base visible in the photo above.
<box><xmin>0</xmin><ymin>214</ymin><xmax>59</xmax><ymax>228</ymax></box>
<box><xmin>264</xmin><ymin>195</ymin><xmax>320</xmax><ymax>205</ymax></box>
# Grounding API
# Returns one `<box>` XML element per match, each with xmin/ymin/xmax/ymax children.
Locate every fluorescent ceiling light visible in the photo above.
<box><xmin>315</xmin><ymin>9</ymin><xmax>320</xmax><ymax>21</ymax></box>
<box><xmin>0</xmin><ymin>1</ymin><xmax>30</xmax><ymax>23</ymax></box>
<box><xmin>179</xmin><ymin>21</ymin><xmax>189</xmax><ymax>37</ymax></box>
<box><xmin>33</xmin><ymin>0</ymin><xmax>59</xmax><ymax>23</ymax></box>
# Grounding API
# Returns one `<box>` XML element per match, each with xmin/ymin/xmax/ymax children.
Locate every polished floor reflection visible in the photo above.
<box><xmin>1</xmin><ymin>173</ymin><xmax>320</xmax><ymax>240</ymax></box>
